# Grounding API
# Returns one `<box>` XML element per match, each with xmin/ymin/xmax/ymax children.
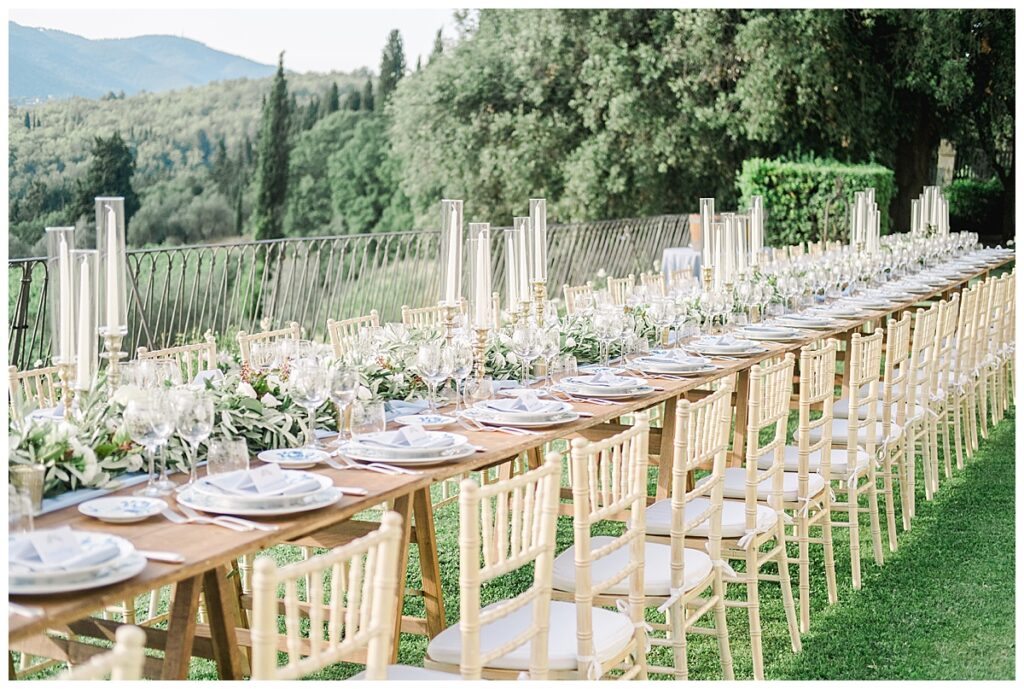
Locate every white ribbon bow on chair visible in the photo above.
<box><xmin>576</xmin><ymin>655</ymin><xmax>604</xmax><ymax>681</ymax></box>
<box><xmin>615</xmin><ymin>599</ymin><xmax>652</xmax><ymax>653</ymax></box>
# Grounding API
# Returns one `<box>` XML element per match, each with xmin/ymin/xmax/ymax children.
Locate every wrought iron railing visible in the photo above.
<box><xmin>8</xmin><ymin>214</ymin><xmax>691</xmax><ymax>370</ymax></box>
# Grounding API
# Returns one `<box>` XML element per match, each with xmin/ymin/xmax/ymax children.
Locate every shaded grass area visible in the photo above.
<box><xmin>18</xmin><ymin>410</ymin><xmax>1014</xmax><ymax>680</ymax></box>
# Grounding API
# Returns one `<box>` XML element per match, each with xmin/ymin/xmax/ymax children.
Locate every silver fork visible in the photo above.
<box><xmin>178</xmin><ymin>503</ymin><xmax>278</xmax><ymax>532</ymax></box>
<box><xmin>551</xmin><ymin>390</ymin><xmax>616</xmax><ymax>406</ymax></box>
<box><xmin>460</xmin><ymin>414</ymin><xmax>538</xmax><ymax>436</ymax></box>
<box><xmin>327</xmin><ymin>453</ymin><xmax>400</xmax><ymax>476</ymax></box>
<box><xmin>161</xmin><ymin>506</ymin><xmax>251</xmax><ymax>532</ymax></box>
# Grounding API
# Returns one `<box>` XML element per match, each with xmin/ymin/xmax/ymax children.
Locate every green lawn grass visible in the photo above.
<box><xmin>17</xmin><ymin>410</ymin><xmax>1015</xmax><ymax>680</ymax></box>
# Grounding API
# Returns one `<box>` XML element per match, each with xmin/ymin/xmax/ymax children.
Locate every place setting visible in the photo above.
<box><xmin>335</xmin><ymin>423</ymin><xmax>480</xmax><ymax>466</ymax></box>
<box><xmin>176</xmin><ymin>462</ymin><xmax>348</xmax><ymax>518</ymax></box>
<box><xmin>460</xmin><ymin>390</ymin><xmax>581</xmax><ymax>429</ymax></box>
<box><xmin>552</xmin><ymin>370</ymin><xmax>657</xmax><ymax>401</ymax></box>
<box><xmin>683</xmin><ymin>334</ymin><xmax>769</xmax><ymax>359</ymax></box>
<box><xmin>627</xmin><ymin>349</ymin><xmax>720</xmax><ymax>376</ymax></box>
<box><xmin>9</xmin><ymin>527</ymin><xmax>148</xmax><ymax>596</ymax></box>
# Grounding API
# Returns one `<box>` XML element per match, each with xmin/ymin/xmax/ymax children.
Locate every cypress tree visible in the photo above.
<box><xmin>361</xmin><ymin>79</ymin><xmax>375</xmax><ymax>113</ymax></box>
<box><xmin>378</xmin><ymin>29</ymin><xmax>406</xmax><ymax>104</ymax></box>
<box><xmin>326</xmin><ymin>82</ymin><xmax>340</xmax><ymax>113</ymax></box>
<box><xmin>24</xmin><ymin>112</ymin><xmax>30</xmax><ymax>129</ymax></box>
<box><xmin>234</xmin><ymin>192</ymin><xmax>244</xmax><ymax>236</ymax></box>
<box><xmin>251</xmin><ymin>52</ymin><xmax>291</xmax><ymax>241</ymax></box>
<box><xmin>73</xmin><ymin>132</ymin><xmax>140</xmax><ymax>236</ymax></box>
<box><xmin>429</xmin><ymin>27</ymin><xmax>444</xmax><ymax>63</ymax></box>
<box><xmin>346</xmin><ymin>90</ymin><xmax>361</xmax><ymax>111</ymax></box>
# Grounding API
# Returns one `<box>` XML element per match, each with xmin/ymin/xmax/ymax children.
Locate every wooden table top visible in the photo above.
<box><xmin>9</xmin><ymin>255</ymin><xmax>1012</xmax><ymax>641</ymax></box>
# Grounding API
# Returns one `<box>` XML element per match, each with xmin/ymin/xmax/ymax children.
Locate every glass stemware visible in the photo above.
<box><xmin>444</xmin><ymin>340</ymin><xmax>474</xmax><ymax>412</ymax></box>
<box><xmin>289</xmin><ymin>360</ymin><xmax>329</xmax><ymax>448</ymax></box>
<box><xmin>125</xmin><ymin>393</ymin><xmax>175</xmax><ymax>497</ymax></box>
<box><xmin>171</xmin><ymin>389</ymin><xmax>214</xmax><ymax>491</ymax></box>
<box><xmin>511</xmin><ymin>322</ymin><xmax>543</xmax><ymax>386</ymax></box>
<box><xmin>415</xmin><ymin>342</ymin><xmax>449</xmax><ymax>412</ymax></box>
<box><xmin>328</xmin><ymin>367</ymin><xmax>359</xmax><ymax>442</ymax></box>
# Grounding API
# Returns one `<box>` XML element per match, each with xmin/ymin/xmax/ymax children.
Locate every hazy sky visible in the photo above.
<box><xmin>9</xmin><ymin>9</ymin><xmax>457</xmax><ymax>73</ymax></box>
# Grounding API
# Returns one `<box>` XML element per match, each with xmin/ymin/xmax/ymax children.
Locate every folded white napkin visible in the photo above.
<box><xmin>695</xmin><ymin>335</ymin><xmax>750</xmax><ymax>351</ymax></box>
<box><xmin>643</xmin><ymin>350</ymin><xmax>709</xmax><ymax>366</ymax></box>
<box><xmin>579</xmin><ymin>371</ymin><xmax>634</xmax><ymax>387</ymax></box>
<box><xmin>207</xmin><ymin>464</ymin><xmax>319</xmax><ymax>496</ymax></box>
<box><xmin>9</xmin><ymin>527</ymin><xmax>120</xmax><ymax>573</ymax></box>
<box><xmin>192</xmin><ymin>369</ymin><xmax>225</xmax><ymax>386</ymax></box>
<box><xmin>485</xmin><ymin>393</ymin><xmax>560</xmax><ymax>414</ymax></box>
<box><xmin>360</xmin><ymin>425</ymin><xmax>451</xmax><ymax>449</ymax></box>
<box><xmin>743</xmin><ymin>325</ymin><xmax>795</xmax><ymax>335</ymax></box>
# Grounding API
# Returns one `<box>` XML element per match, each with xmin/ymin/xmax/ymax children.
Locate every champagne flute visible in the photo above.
<box><xmin>289</xmin><ymin>360</ymin><xmax>329</xmax><ymax>448</ymax></box>
<box><xmin>328</xmin><ymin>367</ymin><xmax>359</xmax><ymax>442</ymax></box>
<box><xmin>171</xmin><ymin>389</ymin><xmax>214</xmax><ymax>491</ymax></box>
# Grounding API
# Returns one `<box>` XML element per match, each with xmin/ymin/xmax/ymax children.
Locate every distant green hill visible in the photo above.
<box><xmin>9</xmin><ymin>21</ymin><xmax>277</xmax><ymax>102</ymax></box>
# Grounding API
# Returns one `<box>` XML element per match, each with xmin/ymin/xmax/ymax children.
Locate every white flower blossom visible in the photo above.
<box><xmin>260</xmin><ymin>393</ymin><xmax>281</xmax><ymax>408</ymax></box>
<box><xmin>356</xmin><ymin>385</ymin><xmax>372</xmax><ymax>400</ymax></box>
<box><xmin>237</xmin><ymin>381</ymin><xmax>259</xmax><ymax>399</ymax></box>
<box><xmin>112</xmin><ymin>384</ymin><xmax>145</xmax><ymax>406</ymax></box>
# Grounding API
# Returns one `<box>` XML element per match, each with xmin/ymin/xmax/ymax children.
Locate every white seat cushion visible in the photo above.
<box><xmin>350</xmin><ymin>665</ymin><xmax>464</xmax><ymax>680</ymax></box>
<box><xmin>833</xmin><ymin>397</ymin><xmax>927</xmax><ymax>422</ymax></box>
<box><xmin>755</xmin><ymin>444</ymin><xmax>870</xmax><ymax>479</ymax></box>
<box><xmin>425</xmin><ymin>599</ymin><xmax>633</xmax><ymax>672</ymax></box>
<box><xmin>703</xmin><ymin>467</ymin><xmax>827</xmax><ymax>502</ymax></box>
<box><xmin>646</xmin><ymin>497</ymin><xmax>778</xmax><ymax>539</ymax></box>
<box><xmin>552</xmin><ymin>536</ymin><xmax>712</xmax><ymax>596</ymax></box>
<box><xmin>807</xmin><ymin>417</ymin><xmax>902</xmax><ymax>447</ymax></box>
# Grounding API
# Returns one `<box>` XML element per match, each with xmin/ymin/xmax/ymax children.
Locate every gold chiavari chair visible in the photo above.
<box><xmin>53</xmin><ymin>625</ymin><xmax>146</xmax><ymax>681</ymax></box>
<box><xmin>237</xmin><ymin>321</ymin><xmax>301</xmax><ymax>367</ymax></box>
<box><xmin>424</xmin><ymin>454</ymin><xmax>570</xmax><ymax>680</ymax></box>
<box><xmin>327</xmin><ymin>310</ymin><xmax>380</xmax><ymax>358</ymax></box>
<box><xmin>821</xmin><ymin>329</ymin><xmax>885</xmax><ymax>589</ymax></box>
<box><xmin>694</xmin><ymin>355</ymin><xmax>802</xmax><ymax>679</ymax></box>
<box><xmin>902</xmin><ymin>304</ymin><xmax>939</xmax><ymax>521</ymax></box>
<box><xmin>823</xmin><ymin>313</ymin><xmax>911</xmax><ymax>551</ymax></box>
<box><xmin>550</xmin><ymin>415</ymin><xmax>650</xmax><ymax>681</ymax></box>
<box><xmin>608</xmin><ymin>274</ymin><xmax>635</xmax><ymax>307</ymax></box>
<box><xmin>640</xmin><ymin>271</ymin><xmax>667</xmax><ymax>298</ymax></box>
<box><xmin>8</xmin><ymin>364</ymin><xmax>61</xmax><ymax>411</ymax></box>
<box><xmin>950</xmin><ymin>282</ymin><xmax>983</xmax><ymax>467</ymax></box>
<box><xmin>563</xmin><ymin>282</ymin><xmax>595</xmax><ymax>315</ymax></box>
<box><xmin>644</xmin><ymin>386</ymin><xmax>735</xmax><ymax>679</ymax></box>
<box><xmin>136</xmin><ymin>331</ymin><xmax>218</xmax><ymax>381</ymax></box>
<box><xmin>981</xmin><ymin>274</ymin><xmax>1012</xmax><ymax>430</ymax></box>
<box><xmin>251</xmin><ymin>513</ymin><xmax>424</xmax><ymax>680</ymax></box>
<box><xmin>930</xmin><ymin>293</ymin><xmax>960</xmax><ymax>489</ymax></box>
<box><xmin>400</xmin><ymin>299</ymin><xmax>467</xmax><ymax>328</ymax></box>
<box><xmin>756</xmin><ymin>340</ymin><xmax>840</xmax><ymax>632</ymax></box>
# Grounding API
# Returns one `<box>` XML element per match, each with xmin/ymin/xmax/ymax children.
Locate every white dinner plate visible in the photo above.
<box><xmin>10</xmin><ymin>553</ymin><xmax>147</xmax><ymax>596</ymax></box>
<box><xmin>193</xmin><ymin>470</ymin><xmax>332</xmax><ymax>503</ymax></box>
<box><xmin>177</xmin><ymin>486</ymin><xmax>344</xmax><ymax>516</ymax></box>
<box><xmin>461</xmin><ymin>408</ymin><xmax>580</xmax><ymax>428</ymax></box>
<box><xmin>78</xmin><ymin>496</ymin><xmax>167</xmax><ymax>524</ymax></box>
<box><xmin>257</xmin><ymin>448</ymin><xmax>330</xmax><ymax>469</ymax></box>
<box><xmin>9</xmin><ymin>531</ymin><xmax>136</xmax><ymax>582</ymax></box>
<box><xmin>554</xmin><ymin>383</ymin><xmax>656</xmax><ymax>399</ymax></box>
<box><xmin>339</xmin><ymin>443</ymin><xmax>477</xmax><ymax>465</ymax></box>
<box><xmin>632</xmin><ymin>360</ymin><xmax>720</xmax><ymax>375</ymax></box>
<box><xmin>394</xmin><ymin>414</ymin><xmax>456</xmax><ymax>429</ymax></box>
<box><xmin>349</xmin><ymin>431</ymin><xmax>469</xmax><ymax>456</ymax></box>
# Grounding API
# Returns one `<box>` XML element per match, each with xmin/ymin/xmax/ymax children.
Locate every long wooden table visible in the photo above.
<box><xmin>9</xmin><ymin>256</ymin><xmax>1011</xmax><ymax>679</ymax></box>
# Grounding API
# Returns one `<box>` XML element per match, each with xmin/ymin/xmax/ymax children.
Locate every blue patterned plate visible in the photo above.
<box><xmin>78</xmin><ymin>496</ymin><xmax>167</xmax><ymax>524</ymax></box>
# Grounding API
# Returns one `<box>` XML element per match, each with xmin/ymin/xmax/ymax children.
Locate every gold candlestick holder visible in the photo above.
<box><xmin>701</xmin><ymin>265</ymin><xmax>714</xmax><ymax>293</ymax></box>
<box><xmin>519</xmin><ymin>300</ymin><xmax>533</xmax><ymax>326</ymax></box>
<box><xmin>55</xmin><ymin>358</ymin><xmax>76</xmax><ymax>415</ymax></box>
<box><xmin>473</xmin><ymin>327</ymin><xmax>490</xmax><ymax>380</ymax></box>
<box><xmin>441</xmin><ymin>303</ymin><xmax>458</xmax><ymax>345</ymax></box>
<box><xmin>531</xmin><ymin>280</ymin><xmax>547</xmax><ymax>323</ymax></box>
<box><xmin>100</xmin><ymin>328</ymin><xmax>128</xmax><ymax>389</ymax></box>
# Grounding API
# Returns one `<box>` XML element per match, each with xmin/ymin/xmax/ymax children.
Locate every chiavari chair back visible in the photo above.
<box><xmin>640</xmin><ymin>271</ymin><xmax>667</xmax><ymax>297</ymax></box>
<box><xmin>136</xmin><ymin>332</ymin><xmax>217</xmax><ymax>381</ymax></box>
<box><xmin>608</xmin><ymin>274</ymin><xmax>635</xmax><ymax>306</ymax></box>
<box><xmin>237</xmin><ymin>321</ymin><xmax>301</xmax><ymax>367</ymax></box>
<box><xmin>9</xmin><ymin>364</ymin><xmax>61</xmax><ymax>412</ymax></box>
<box><xmin>327</xmin><ymin>310</ymin><xmax>380</xmax><ymax>357</ymax></box>
<box><xmin>905</xmin><ymin>304</ymin><xmax>939</xmax><ymax>510</ymax></box>
<box><xmin>54</xmin><ymin>625</ymin><xmax>146</xmax><ymax>681</ymax></box>
<box><xmin>563</xmin><ymin>282</ymin><xmax>595</xmax><ymax>314</ymax></box>
<box><xmin>251</xmin><ymin>512</ymin><xmax>405</xmax><ymax>680</ymax></box>
<box><xmin>424</xmin><ymin>454</ymin><xmax>561</xmax><ymax>679</ymax></box>
<box><xmin>401</xmin><ymin>299</ymin><xmax>467</xmax><ymax>328</ymax></box>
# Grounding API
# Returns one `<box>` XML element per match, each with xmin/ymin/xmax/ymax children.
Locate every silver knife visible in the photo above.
<box><xmin>137</xmin><ymin>550</ymin><xmax>186</xmax><ymax>564</ymax></box>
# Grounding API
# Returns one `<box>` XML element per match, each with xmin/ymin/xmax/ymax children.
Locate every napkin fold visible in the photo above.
<box><xmin>384</xmin><ymin>399</ymin><xmax>430</xmax><ymax>422</ymax></box>
<box><xmin>192</xmin><ymin>369</ymin><xmax>225</xmax><ymax>386</ymax></box>
<box><xmin>206</xmin><ymin>464</ymin><xmax>319</xmax><ymax>496</ymax></box>
<box><xmin>580</xmin><ymin>371</ymin><xmax>633</xmax><ymax>387</ymax></box>
<box><xmin>485</xmin><ymin>393</ymin><xmax>559</xmax><ymax>414</ymax></box>
<box><xmin>360</xmin><ymin>425</ymin><xmax>451</xmax><ymax>449</ymax></box>
<box><xmin>643</xmin><ymin>350</ymin><xmax>709</xmax><ymax>366</ymax></box>
<box><xmin>9</xmin><ymin>527</ymin><xmax>120</xmax><ymax>573</ymax></box>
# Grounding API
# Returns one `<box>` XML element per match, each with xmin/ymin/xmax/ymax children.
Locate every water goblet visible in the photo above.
<box><xmin>207</xmin><ymin>438</ymin><xmax>250</xmax><ymax>476</ymax></box>
<box><xmin>350</xmin><ymin>400</ymin><xmax>387</xmax><ymax>438</ymax></box>
<box><xmin>125</xmin><ymin>393</ymin><xmax>176</xmax><ymax>496</ymax></box>
<box><xmin>289</xmin><ymin>360</ymin><xmax>329</xmax><ymax>448</ymax></box>
<box><xmin>444</xmin><ymin>340</ymin><xmax>474</xmax><ymax>412</ymax></box>
<box><xmin>171</xmin><ymin>389</ymin><xmax>214</xmax><ymax>491</ymax></box>
<box><xmin>328</xmin><ymin>367</ymin><xmax>360</xmax><ymax>442</ymax></box>
<box><xmin>415</xmin><ymin>342</ymin><xmax>448</xmax><ymax>412</ymax></box>
<box><xmin>511</xmin><ymin>322</ymin><xmax>543</xmax><ymax>386</ymax></box>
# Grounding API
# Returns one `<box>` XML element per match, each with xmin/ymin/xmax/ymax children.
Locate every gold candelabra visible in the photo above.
<box><xmin>473</xmin><ymin>327</ymin><xmax>490</xmax><ymax>381</ymax></box>
<box><xmin>441</xmin><ymin>302</ymin><xmax>458</xmax><ymax>345</ymax></box>
<box><xmin>532</xmin><ymin>280</ymin><xmax>547</xmax><ymax>323</ymax></box>
<box><xmin>100</xmin><ymin>329</ymin><xmax>127</xmax><ymax>389</ymax></box>
<box><xmin>701</xmin><ymin>265</ymin><xmax>713</xmax><ymax>293</ymax></box>
<box><xmin>55</xmin><ymin>358</ymin><xmax>76</xmax><ymax>415</ymax></box>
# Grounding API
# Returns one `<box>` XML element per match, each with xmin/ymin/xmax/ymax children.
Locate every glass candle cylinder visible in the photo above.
<box><xmin>468</xmin><ymin>223</ymin><xmax>492</xmax><ymax>329</ymax></box>
<box><xmin>504</xmin><ymin>227</ymin><xmax>522</xmax><ymax>312</ymax></box>
<box><xmin>528</xmin><ymin>198</ymin><xmax>547</xmax><ymax>283</ymax></box>
<box><xmin>45</xmin><ymin>227</ymin><xmax>77</xmax><ymax>364</ymax></box>
<box><xmin>438</xmin><ymin>199</ymin><xmax>463</xmax><ymax>306</ymax></box>
<box><xmin>72</xmin><ymin>250</ymin><xmax>99</xmax><ymax>391</ymax></box>
<box><xmin>512</xmin><ymin>217</ymin><xmax>531</xmax><ymax>308</ymax></box>
<box><xmin>699</xmin><ymin>197</ymin><xmax>715</xmax><ymax>269</ymax></box>
<box><xmin>96</xmin><ymin>197</ymin><xmax>128</xmax><ymax>335</ymax></box>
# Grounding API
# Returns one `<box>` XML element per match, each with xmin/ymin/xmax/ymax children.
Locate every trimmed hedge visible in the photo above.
<box><xmin>944</xmin><ymin>177</ymin><xmax>1003</xmax><ymax>235</ymax></box>
<box><xmin>737</xmin><ymin>158</ymin><xmax>896</xmax><ymax>246</ymax></box>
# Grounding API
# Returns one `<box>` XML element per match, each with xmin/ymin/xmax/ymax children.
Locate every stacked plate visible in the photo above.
<box><xmin>258</xmin><ymin>447</ymin><xmax>330</xmax><ymax>469</ymax></box>
<box><xmin>9</xmin><ymin>528</ymin><xmax>147</xmax><ymax>595</ymax></box>
<box><xmin>686</xmin><ymin>335</ymin><xmax>767</xmax><ymax>358</ymax></box>
<box><xmin>339</xmin><ymin>426</ymin><xmax>476</xmax><ymax>466</ymax></box>
<box><xmin>632</xmin><ymin>349</ymin><xmax>719</xmax><ymax>375</ymax></box>
<box><xmin>775</xmin><ymin>313</ymin><xmax>840</xmax><ymax>330</ymax></box>
<box><xmin>465</xmin><ymin>394</ymin><xmax>580</xmax><ymax>428</ymax></box>
<box><xmin>555</xmin><ymin>371</ymin><xmax>655</xmax><ymax>399</ymax></box>
<box><xmin>177</xmin><ymin>464</ymin><xmax>342</xmax><ymax>516</ymax></box>
<box><xmin>737</xmin><ymin>324</ymin><xmax>805</xmax><ymax>342</ymax></box>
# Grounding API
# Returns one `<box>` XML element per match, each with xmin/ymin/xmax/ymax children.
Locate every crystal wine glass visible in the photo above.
<box><xmin>444</xmin><ymin>340</ymin><xmax>474</xmax><ymax>412</ymax></box>
<box><xmin>328</xmin><ymin>367</ymin><xmax>359</xmax><ymax>442</ymax></box>
<box><xmin>511</xmin><ymin>322</ymin><xmax>543</xmax><ymax>386</ymax></box>
<box><xmin>289</xmin><ymin>360</ymin><xmax>329</xmax><ymax>448</ymax></box>
<box><xmin>171</xmin><ymin>389</ymin><xmax>214</xmax><ymax>491</ymax></box>
<box><xmin>125</xmin><ymin>393</ymin><xmax>176</xmax><ymax>497</ymax></box>
<box><xmin>415</xmin><ymin>342</ymin><xmax>449</xmax><ymax>413</ymax></box>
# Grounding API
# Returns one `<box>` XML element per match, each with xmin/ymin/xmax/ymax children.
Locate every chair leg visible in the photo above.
<box><xmin>775</xmin><ymin>527</ymin><xmax>802</xmax><ymax>653</ymax></box>
<box><xmin>899</xmin><ymin>442</ymin><xmax>913</xmax><ymax>532</ymax></box>
<box><xmin>711</xmin><ymin>570</ymin><xmax>734</xmax><ymax>680</ymax></box>
<box><xmin>867</xmin><ymin>473</ymin><xmax>885</xmax><ymax>566</ymax></box>
<box><xmin>822</xmin><ymin>504</ymin><xmax>838</xmax><ymax>606</ymax></box>
<box><xmin>668</xmin><ymin>594</ymin><xmax>688</xmax><ymax>680</ymax></box>
<box><xmin>745</xmin><ymin>551</ymin><xmax>765</xmax><ymax>680</ymax></box>
<box><xmin>148</xmin><ymin>587</ymin><xmax>161</xmax><ymax>620</ymax></box>
<box><xmin>953</xmin><ymin>400</ymin><xmax>965</xmax><ymax>470</ymax></box>
<box><xmin>797</xmin><ymin>515</ymin><xmax>811</xmax><ymax>634</ymax></box>
<box><xmin>879</xmin><ymin>456</ymin><xmax>898</xmax><ymax>553</ymax></box>
<box><xmin>845</xmin><ymin>486</ymin><xmax>862</xmax><ymax>590</ymax></box>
